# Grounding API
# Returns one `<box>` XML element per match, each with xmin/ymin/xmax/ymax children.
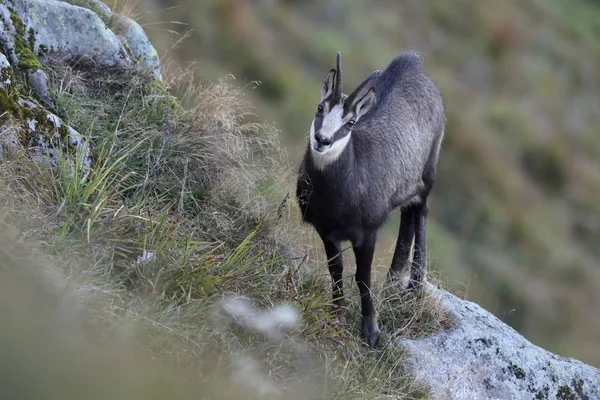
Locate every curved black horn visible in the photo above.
<box><xmin>334</xmin><ymin>52</ymin><xmax>342</xmax><ymax>103</ymax></box>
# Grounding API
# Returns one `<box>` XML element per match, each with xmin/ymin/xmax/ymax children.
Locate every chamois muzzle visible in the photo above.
<box><xmin>313</xmin><ymin>133</ymin><xmax>331</xmax><ymax>152</ymax></box>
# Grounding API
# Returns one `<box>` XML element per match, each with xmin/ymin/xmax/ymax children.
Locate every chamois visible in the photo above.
<box><xmin>296</xmin><ymin>52</ymin><xmax>445</xmax><ymax>347</ymax></box>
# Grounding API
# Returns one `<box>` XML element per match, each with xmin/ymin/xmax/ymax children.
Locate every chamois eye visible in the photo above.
<box><xmin>317</xmin><ymin>104</ymin><xmax>324</xmax><ymax>113</ymax></box>
<box><xmin>347</xmin><ymin>120</ymin><xmax>356</xmax><ymax>127</ymax></box>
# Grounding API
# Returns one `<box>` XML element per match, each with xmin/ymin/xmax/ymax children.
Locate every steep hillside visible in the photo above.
<box><xmin>141</xmin><ymin>0</ymin><xmax>600</xmax><ymax>366</ymax></box>
<box><xmin>3</xmin><ymin>1</ymin><xmax>600</xmax><ymax>398</ymax></box>
<box><xmin>1</xmin><ymin>1</ymin><xmax>447</xmax><ymax>398</ymax></box>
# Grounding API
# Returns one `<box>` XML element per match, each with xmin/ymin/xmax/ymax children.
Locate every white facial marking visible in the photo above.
<box><xmin>310</xmin><ymin>132</ymin><xmax>352</xmax><ymax>170</ymax></box>
<box><xmin>319</xmin><ymin>104</ymin><xmax>344</xmax><ymax>139</ymax></box>
<box><xmin>308</xmin><ymin>104</ymin><xmax>353</xmax><ymax>170</ymax></box>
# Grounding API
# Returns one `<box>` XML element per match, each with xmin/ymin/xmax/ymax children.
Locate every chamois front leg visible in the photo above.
<box><xmin>320</xmin><ymin>235</ymin><xmax>346</xmax><ymax>322</ymax></box>
<box><xmin>353</xmin><ymin>231</ymin><xmax>380</xmax><ymax>348</ymax></box>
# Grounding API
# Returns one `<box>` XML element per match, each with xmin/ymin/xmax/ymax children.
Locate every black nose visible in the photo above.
<box><xmin>315</xmin><ymin>133</ymin><xmax>331</xmax><ymax>146</ymax></box>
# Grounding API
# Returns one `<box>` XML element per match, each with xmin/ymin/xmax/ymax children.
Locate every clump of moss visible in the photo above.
<box><xmin>146</xmin><ymin>78</ymin><xmax>180</xmax><ymax>110</ymax></box>
<box><xmin>1</xmin><ymin>67</ymin><xmax>21</xmax><ymax>119</ymax></box>
<box><xmin>0</xmin><ymin>89</ymin><xmax>21</xmax><ymax>119</ymax></box>
<box><xmin>7</xmin><ymin>7</ymin><xmax>43</xmax><ymax>70</ymax></box>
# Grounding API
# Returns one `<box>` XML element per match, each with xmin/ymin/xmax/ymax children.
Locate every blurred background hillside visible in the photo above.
<box><xmin>126</xmin><ymin>0</ymin><xmax>600</xmax><ymax>366</ymax></box>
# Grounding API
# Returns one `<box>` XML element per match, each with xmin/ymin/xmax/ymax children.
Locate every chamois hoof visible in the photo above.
<box><xmin>361</xmin><ymin>317</ymin><xmax>381</xmax><ymax>348</ymax></box>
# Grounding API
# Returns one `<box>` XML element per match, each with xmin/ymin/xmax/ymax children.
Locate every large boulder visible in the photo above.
<box><xmin>0</xmin><ymin>0</ymin><xmax>162</xmax><ymax>173</ymax></box>
<box><xmin>397</xmin><ymin>286</ymin><xmax>600</xmax><ymax>400</ymax></box>
<box><xmin>6</xmin><ymin>0</ymin><xmax>132</xmax><ymax>69</ymax></box>
<box><xmin>0</xmin><ymin>0</ymin><xmax>161</xmax><ymax>102</ymax></box>
<box><xmin>61</xmin><ymin>0</ymin><xmax>162</xmax><ymax>79</ymax></box>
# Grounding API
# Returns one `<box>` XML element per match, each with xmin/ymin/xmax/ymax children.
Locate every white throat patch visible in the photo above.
<box><xmin>309</xmin><ymin>118</ymin><xmax>352</xmax><ymax>170</ymax></box>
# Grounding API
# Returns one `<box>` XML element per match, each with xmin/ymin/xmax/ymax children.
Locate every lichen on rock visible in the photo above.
<box><xmin>0</xmin><ymin>51</ymin><xmax>20</xmax><ymax>114</ymax></box>
<box><xmin>8</xmin><ymin>97</ymin><xmax>92</xmax><ymax>176</ymax></box>
<box><xmin>112</xmin><ymin>15</ymin><xmax>162</xmax><ymax>80</ymax></box>
<box><xmin>1</xmin><ymin>0</ymin><xmax>166</xmax><ymax>176</ymax></box>
<box><xmin>10</xmin><ymin>0</ymin><xmax>132</xmax><ymax>69</ymax></box>
<box><xmin>396</xmin><ymin>285</ymin><xmax>600</xmax><ymax>400</ymax></box>
<box><xmin>0</xmin><ymin>50</ymin><xmax>10</xmax><ymax>79</ymax></box>
<box><xmin>62</xmin><ymin>0</ymin><xmax>112</xmax><ymax>25</ymax></box>
<box><xmin>5</xmin><ymin>4</ymin><xmax>43</xmax><ymax>70</ymax></box>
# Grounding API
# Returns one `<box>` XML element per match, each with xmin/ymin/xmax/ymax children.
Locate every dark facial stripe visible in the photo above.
<box><xmin>313</xmin><ymin>118</ymin><xmax>323</xmax><ymax>136</ymax></box>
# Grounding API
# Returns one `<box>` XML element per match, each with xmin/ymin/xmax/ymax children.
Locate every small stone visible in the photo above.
<box><xmin>26</xmin><ymin>68</ymin><xmax>54</xmax><ymax>109</ymax></box>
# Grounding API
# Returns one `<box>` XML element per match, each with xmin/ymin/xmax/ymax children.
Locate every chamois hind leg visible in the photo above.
<box><xmin>319</xmin><ymin>234</ymin><xmax>346</xmax><ymax>321</ymax></box>
<box><xmin>408</xmin><ymin>200</ymin><xmax>429</xmax><ymax>291</ymax></box>
<box><xmin>408</xmin><ymin>132</ymin><xmax>441</xmax><ymax>291</ymax></box>
<box><xmin>353</xmin><ymin>231</ymin><xmax>380</xmax><ymax>348</ymax></box>
<box><xmin>388</xmin><ymin>205</ymin><xmax>416</xmax><ymax>282</ymax></box>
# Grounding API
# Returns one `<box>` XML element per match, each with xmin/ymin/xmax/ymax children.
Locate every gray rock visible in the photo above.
<box><xmin>0</xmin><ymin>51</ymin><xmax>10</xmax><ymax>88</ymax></box>
<box><xmin>0</xmin><ymin>124</ymin><xmax>21</xmax><ymax>163</ymax></box>
<box><xmin>0</xmin><ymin>5</ymin><xmax>55</xmax><ymax>108</ymax></box>
<box><xmin>26</xmin><ymin>68</ymin><xmax>54</xmax><ymax>108</ymax></box>
<box><xmin>10</xmin><ymin>0</ymin><xmax>132</xmax><ymax>69</ymax></box>
<box><xmin>2</xmin><ymin>0</ymin><xmax>161</xmax><ymax>78</ymax></box>
<box><xmin>0</xmin><ymin>51</ymin><xmax>8</xmax><ymax>68</ymax></box>
<box><xmin>0</xmin><ymin>4</ymin><xmax>18</xmax><ymax>66</ymax></box>
<box><xmin>397</xmin><ymin>286</ymin><xmax>600</xmax><ymax>400</ymax></box>
<box><xmin>17</xmin><ymin>98</ymin><xmax>92</xmax><ymax>177</ymax></box>
<box><xmin>113</xmin><ymin>15</ymin><xmax>162</xmax><ymax>80</ymax></box>
<box><xmin>61</xmin><ymin>0</ymin><xmax>112</xmax><ymax>23</ymax></box>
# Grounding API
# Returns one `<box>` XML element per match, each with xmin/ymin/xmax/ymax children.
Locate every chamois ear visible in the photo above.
<box><xmin>320</xmin><ymin>69</ymin><xmax>336</xmax><ymax>102</ymax></box>
<box><xmin>354</xmin><ymin>88</ymin><xmax>376</xmax><ymax>118</ymax></box>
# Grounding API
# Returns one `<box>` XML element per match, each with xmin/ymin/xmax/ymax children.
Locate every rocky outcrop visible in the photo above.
<box><xmin>8</xmin><ymin>0</ymin><xmax>131</xmax><ymax>69</ymax></box>
<box><xmin>0</xmin><ymin>0</ymin><xmax>161</xmax><ymax>172</ymax></box>
<box><xmin>1</xmin><ymin>0</ymin><xmax>160</xmax><ymax>76</ymax></box>
<box><xmin>397</xmin><ymin>286</ymin><xmax>600</xmax><ymax>400</ymax></box>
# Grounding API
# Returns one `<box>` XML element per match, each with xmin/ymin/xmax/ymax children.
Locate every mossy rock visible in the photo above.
<box><xmin>5</xmin><ymin>0</ymin><xmax>131</xmax><ymax>70</ymax></box>
<box><xmin>1</xmin><ymin>71</ymin><xmax>91</xmax><ymax>175</ymax></box>
<box><xmin>112</xmin><ymin>15</ymin><xmax>162</xmax><ymax>80</ymax></box>
<box><xmin>1</xmin><ymin>53</ymin><xmax>20</xmax><ymax>118</ymax></box>
<box><xmin>5</xmin><ymin>6</ymin><xmax>43</xmax><ymax>70</ymax></box>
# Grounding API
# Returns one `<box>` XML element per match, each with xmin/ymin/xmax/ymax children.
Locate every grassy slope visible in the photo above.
<box><xmin>140</xmin><ymin>0</ymin><xmax>600</xmax><ymax>366</ymax></box>
<box><xmin>0</xmin><ymin>47</ymin><xmax>454</xmax><ymax>397</ymax></box>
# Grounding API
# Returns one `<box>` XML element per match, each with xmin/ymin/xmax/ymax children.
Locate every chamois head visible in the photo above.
<box><xmin>310</xmin><ymin>52</ymin><xmax>377</xmax><ymax>169</ymax></box>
